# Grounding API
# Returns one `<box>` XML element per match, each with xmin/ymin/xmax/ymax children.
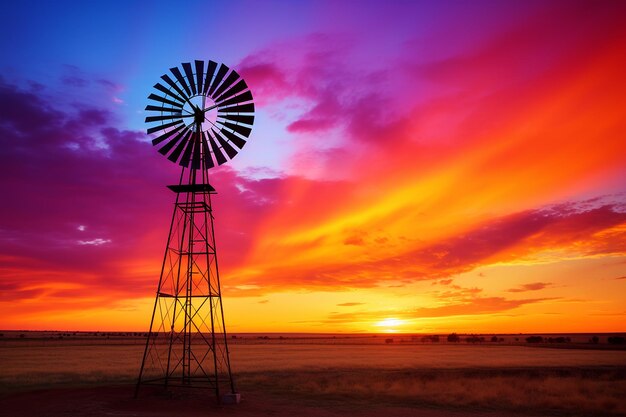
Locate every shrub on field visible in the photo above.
<box><xmin>547</xmin><ymin>337</ymin><xmax>570</xmax><ymax>343</ymax></box>
<box><xmin>465</xmin><ymin>335</ymin><xmax>485</xmax><ymax>344</ymax></box>
<box><xmin>526</xmin><ymin>336</ymin><xmax>543</xmax><ymax>343</ymax></box>
<box><xmin>421</xmin><ymin>335</ymin><xmax>440</xmax><ymax>343</ymax></box>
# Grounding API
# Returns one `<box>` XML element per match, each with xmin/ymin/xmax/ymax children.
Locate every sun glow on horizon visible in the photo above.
<box><xmin>375</xmin><ymin>318</ymin><xmax>406</xmax><ymax>333</ymax></box>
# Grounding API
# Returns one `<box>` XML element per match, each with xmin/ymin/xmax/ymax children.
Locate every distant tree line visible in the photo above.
<box><xmin>434</xmin><ymin>333</ymin><xmax>626</xmax><ymax>345</ymax></box>
<box><xmin>442</xmin><ymin>333</ymin><xmax>504</xmax><ymax>343</ymax></box>
<box><xmin>524</xmin><ymin>335</ymin><xmax>626</xmax><ymax>344</ymax></box>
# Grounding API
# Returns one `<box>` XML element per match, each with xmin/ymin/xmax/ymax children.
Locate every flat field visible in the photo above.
<box><xmin>1</xmin><ymin>334</ymin><xmax>625</xmax><ymax>417</ymax></box>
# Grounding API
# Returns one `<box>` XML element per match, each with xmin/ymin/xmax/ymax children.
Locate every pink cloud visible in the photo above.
<box><xmin>0</xmin><ymin>80</ymin><xmax>286</xmax><ymax>307</ymax></box>
<box><xmin>234</xmin><ymin>1</ymin><xmax>626</xmax><ymax>188</ymax></box>
<box><xmin>237</xmin><ymin>60</ymin><xmax>290</xmax><ymax>105</ymax></box>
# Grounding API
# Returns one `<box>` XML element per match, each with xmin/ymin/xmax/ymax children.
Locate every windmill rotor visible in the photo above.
<box><xmin>145</xmin><ymin>60</ymin><xmax>255</xmax><ymax>169</ymax></box>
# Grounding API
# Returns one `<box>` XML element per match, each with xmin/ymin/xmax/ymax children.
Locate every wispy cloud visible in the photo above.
<box><xmin>325</xmin><ymin>295</ymin><xmax>553</xmax><ymax>323</ymax></box>
<box><xmin>77</xmin><ymin>238</ymin><xmax>111</xmax><ymax>246</ymax></box>
<box><xmin>507</xmin><ymin>282</ymin><xmax>553</xmax><ymax>293</ymax></box>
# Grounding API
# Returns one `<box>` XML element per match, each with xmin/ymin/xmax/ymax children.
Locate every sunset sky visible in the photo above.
<box><xmin>1</xmin><ymin>0</ymin><xmax>625</xmax><ymax>333</ymax></box>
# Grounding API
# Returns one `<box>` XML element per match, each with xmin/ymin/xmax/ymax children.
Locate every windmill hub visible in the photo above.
<box><xmin>193</xmin><ymin>107</ymin><xmax>205</xmax><ymax>125</ymax></box>
<box><xmin>179</xmin><ymin>95</ymin><xmax>219</xmax><ymax>132</ymax></box>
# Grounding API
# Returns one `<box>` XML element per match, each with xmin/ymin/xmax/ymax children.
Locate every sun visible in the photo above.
<box><xmin>374</xmin><ymin>318</ymin><xmax>405</xmax><ymax>332</ymax></box>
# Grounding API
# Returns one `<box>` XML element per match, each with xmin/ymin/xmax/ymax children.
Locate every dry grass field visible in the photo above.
<box><xmin>1</xmin><ymin>334</ymin><xmax>625</xmax><ymax>416</ymax></box>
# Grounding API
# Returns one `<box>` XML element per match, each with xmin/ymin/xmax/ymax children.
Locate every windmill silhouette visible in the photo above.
<box><xmin>135</xmin><ymin>60</ymin><xmax>254</xmax><ymax>404</ymax></box>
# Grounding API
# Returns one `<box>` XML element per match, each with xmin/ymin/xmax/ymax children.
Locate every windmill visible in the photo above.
<box><xmin>135</xmin><ymin>60</ymin><xmax>254</xmax><ymax>404</ymax></box>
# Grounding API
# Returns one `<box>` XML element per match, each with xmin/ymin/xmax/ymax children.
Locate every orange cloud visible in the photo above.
<box><xmin>324</xmin><ymin>296</ymin><xmax>554</xmax><ymax>323</ymax></box>
<box><xmin>507</xmin><ymin>282</ymin><xmax>553</xmax><ymax>293</ymax></box>
<box><xmin>225</xmin><ymin>199</ymin><xmax>626</xmax><ymax>295</ymax></box>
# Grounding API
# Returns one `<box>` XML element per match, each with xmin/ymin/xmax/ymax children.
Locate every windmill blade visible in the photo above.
<box><xmin>145</xmin><ymin>114</ymin><xmax>183</xmax><ymax>123</ymax></box>
<box><xmin>191</xmin><ymin>132</ymin><xmax>202</xmax><ymax>169</ymax></box>
<box><xmin>169</xmin><ymin>67</ymin><xmax>192</xmax><ymax>98</ymax></box>
<box><xmin>195</xmin><ymin>60</ymin><xmax>204</xmax><ymax>93</ymax></box>
<box><xmin>215</xmin><ymin>79</ymin><xmax>248</xmax><ymax>103</ymax></box>
<box><xmin>218</xmin><ymin>102</ymin><xmax>255</xmax><ymax>114</ymax></box>
<box><xmin>151</xmin><ymin>123</ymin><xmax>186</xmax><ymax>146</ymax></box>
<box><xmin>179</xmin><ymin>131</ymin><xmax>196</xmax><ymax>167</ymax></box>
<box><xmin>208</xmin><ymin>64</ymin><xmax>229</xmax><ymax>97</ymax></box>
<box><xmin>200</xmin><ymin>132</ymin><xmax>215</xmax><ymax>169</ymax></box>
<box><xmin>145</xmin><ymin>105</ymin><xmax>182</xmax><ymax>114</ymax></box>
<box><xmin>159</xmin><ymin>75</ymin><xmax>189</xmax><ymax>104</ymax></box>
<box><xmin>153</xmin><ymin>82</ymin><xmax>187</xmax><ymax>105</ymax></box>
<box><xmin>207</xmin><ymin>130</ymin><xmax>227</xmax><ymax>165</ymax></box>
<box><xmin>217</xmin><ymin>127</ymin><xmax>246</xmax><ymax>149</ymax></box>
<box><xmin>158</xmin><ymin>128</ymin><xmax>190</xmax><ymax>155</ymax></box>
<box><xmin>147</xmin><ymin>119</ymin><xmax>184</xmax><ymax>135</ymax></box>
<box><xmin>218</xmin><ymin>114</ymin><xmax>254</xmax><ymax>126</ymax></box>
<box><xmin>167</xmin><ymin>129</ymin><xmax>192</xmax><ymax>163</ymax></box>
<box><xmin>219</xmin><ymin>121</ymin><xmax>252</xmax><ymax>138</ymax></box>
<box><xmin>211</xmin><ymin>70</ymin><xmax>240</xmax><ymax>101</ymax></box>
<box><xmin>202</xmin><ymin>61</ymin><xmax>218</xmax><ymax>95</ymax></box>
<box><xmin>212</xmin><ymin>129</ymin><xmax>238</xmax><ymax>159</ymax></box>
<box><xmin>148</xmin><ymin>93</ymin><xmax>184</xmax><ymax>108</ymax></box>
<box><xmin>182</xmin><ymin>62</ymin><xmax>197</xmax><ymax>95</ymax></box>
<box><xmin>218</xmin><ymin>90</ymin><xmax>253</xmax><ymax>108</ymax></box>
